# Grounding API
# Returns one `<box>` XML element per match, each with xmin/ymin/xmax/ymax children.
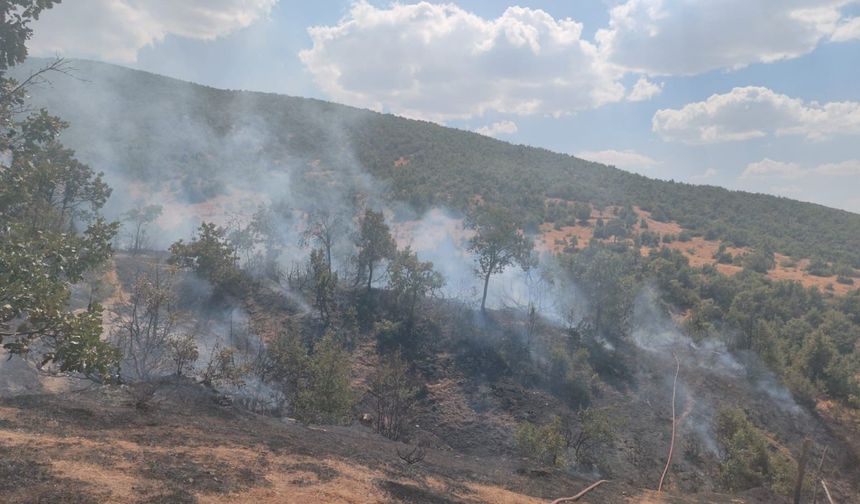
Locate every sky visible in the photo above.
<box><xmin>27</xmin><ymin>0</ymin><xmax>860</xmax><ymax>214</ymax></box>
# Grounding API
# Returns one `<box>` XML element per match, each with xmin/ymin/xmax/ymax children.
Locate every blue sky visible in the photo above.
<box><xmin>28</xmin><ymin>0</ymin><xmax>860</xmax><ymax>213</ymax></box>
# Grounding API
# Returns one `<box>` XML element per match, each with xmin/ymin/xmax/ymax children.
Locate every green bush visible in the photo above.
<box><xmin>516</xmin><ymin>416</ymin><xmax>567</xmax><ymax>466</ymax></box>
<box><xmin>295</xmin><ymin>332</ymin><xmax>355</xmax><ymax>424</ymax></box>
<box><xmin>715</xmin><ymin>408</ymin><xmax>796</xmax><ymax>495</ymax></box>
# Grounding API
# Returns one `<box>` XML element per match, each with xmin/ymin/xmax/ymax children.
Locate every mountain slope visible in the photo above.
<box><xmin>16</xmin><ymin>57</ymin><xmax>860</xmax><ymax>266</ymax></box>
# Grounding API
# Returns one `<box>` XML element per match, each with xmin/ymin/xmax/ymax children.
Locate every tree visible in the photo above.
<box><xmin>0</xmin><ymin>2</ymin><xmax>119</xmax><ymax>378</ymax></box>
<box><xmin>574</xmin><ymin>202</ymin><xmax>592</xmax><ymax>226</ymax></box>
<box><xmin>516</xmin><ymin>416</ymin><xmax>568</xmax><ymax>466</ymax></box>
<box><xmin>167</xmin><ymin>333</ymin><xmax>199</xmax><ymax>377</ymax></box>
<box><xmin>123</xmin><ymin>204</ymin><xmax>162</xmax><ymax>254</ymax></box>
<box><xmin>263</xmin><ymin>321</ymin><xmax>308</xmax><ymax>405</ymax></box>
<box><xmin>715</xmin><ymin>408</ymin><xmax>795</xmax><ymax>495</ymax></box>
<box><xmin>565</xmin><ymin>246</ymin><xmax>635</xmax><ymax>343</ymax></box>
<box><xmin>566</xmin><ymin>407</ymin><xmax>619</xmax><ymax>463</ymax></box>
<box><xmin>295</xmin><ymin>332</ymin><xmax>354</xmax><ymax>424</ymax></box>
<box><xmin>367</xmin><ymin>351</ymin><xmax>417</xmax><ymax>440</ymax></box>
<box><xmin>387</xmin><ymin>246</ymin><xmax>444</xmax><ymax>328</ymax></box>
<box><xmin>466</xmin><ymin>205</ymin><xmax>533</xmax><ymax>312</ymax></box>
<box><xmin>355</xmin><ymin>208</ymin><xmax>396</xmax><ymax>292</ymax></box>
<box><xmin>0</xmin><ymin>2</ymin><xmax>60</xmax><ymax>71</ymax></box>
<box><xmin>111</xmin><ymin>266</ymin><xmax>178</xmax><ymax>380</ymax></box>
<box><xmin>200</xmin><ymin>343</ymin><xmax>248</xmax><ymax>389</ymax></box>
<box><xmin>310</xmin><ymin>248</ymin><xmax>337</xmax><ymax>326</ymax></box>
<box><xmin>169</xmin><ymin>222</ymin><xmax>241</xmax><ymax>292</ymax></box>
<box><xmin>301</xmin><ymin>208</ymin><xmax>346</xmax><ymax>276</ymax></box>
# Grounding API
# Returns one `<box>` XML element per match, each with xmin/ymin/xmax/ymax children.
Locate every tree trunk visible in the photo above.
<box><xmin>367</xmin><ymin>262</ymin><xmax>374</xmax><ymax>292</ymax></box>
<box><xmin>481</xmin><ymin>271</ymin><xmax>491</xmax><ymax>312</ymax></box>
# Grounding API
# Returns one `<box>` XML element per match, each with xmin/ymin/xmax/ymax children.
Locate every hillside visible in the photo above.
<box><xmin>4</xmin><ymin>55</ymin><xmax>860</xmax><ymax>504</ymax></box>
<box><xmin>15</xmin><ymin>58</ymin><xmax>860</xmax><ymax>268</ymax></box>
<box><xmin>3</xmin><ymin>253</ymin><xmax>857</xmax><ymax>504</ymax></box>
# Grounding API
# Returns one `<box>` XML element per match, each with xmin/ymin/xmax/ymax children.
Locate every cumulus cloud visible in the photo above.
<box><xmin>627</xmin><ymin>76</ymin><xmax>663</xmax><ymax>102</ymax></box>
<box><xmin>299</xmin><ymin>2</ymin><xmax>625</xmax><ymax>121</ymax></box>
<box><xmin>576</xmin><ymin>149</ymin><xmax>659</xmax><ymax>169</ymax></box>
<box><xmin>597</xmin><ymin>0</ymin><xmax>855</xmax><ymax>76</ymax></box>
<box><xmin>652</xmin><ymin>86</ymin><xmax>860</xmax><ymax>144</ymax></box>
<box><xmin>29</xmin><ymin>0</ymin><xmax>276</xmax><ymax>62</ymax></box>
<box><xmin>474</xmin><ymin>120</ymin><xmax>518</xmax><ymax>137</ymax></box>
<box><xmin>741</xmin><ymin>159</ymin><xmax>805</xmax><ymax>180</ymax></box>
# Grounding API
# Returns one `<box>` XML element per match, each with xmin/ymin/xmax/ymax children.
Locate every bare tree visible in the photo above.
<box><xmin>123</xmin><ymin>204</ymin><xmax>162</xmax><ymax>254</ymax></box>
<box><xmin>112</xmin><ymin>265</ymin><xmax>179</xmax><ymax>380</ymax></box>
<box><xmin>301</xmin><ymin>208</ymin><xmax>347</xmax><ymax>276</ymax></box>
<box><xmin>397</xmin><ymin>445</ymin><xmax>426</xmax><ymax>465</ymax></box>
<box><xmin>167</xmin><ymin>332</ymin><xmax>199</xmax><ymax>377</ymax></box>
<box><xmin>368</xmin><ymin>352</ymin><xmax>418</xmax><ymax>440</ymax></box>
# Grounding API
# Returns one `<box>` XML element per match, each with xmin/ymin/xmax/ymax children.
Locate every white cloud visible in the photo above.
<box><xmin>627</xmin><ymin>76</ymin><xmax>663</xmax><ymax>102</ymax></box>
<box><xmin>653</xmin><ymin>86</ymin><xmax>860</xmax><ymax>144</ymax></box>
<box><xmin>474</xmin><ymin>120</ymin><xmax>518</xmax><ymax>137</ymax></box>
<box><xmin>29</xmin><ymin>0</ymin><xmax>276</xmax><ymax>63</ymax></box>
<box><xmin>814</xmin><ymin>159</ymin><xmax>860</xmax><ymax>175</ymax></box>
<box><xmin>576</xmin><ymin>149</ymin><xmax>659</xmax><ymax>168</ymax></box>
<box><xmin>299</xmin><ymin>2</ymin><xmax>625</xmax><ymax>121</ymax></box>
<box><xmin>741</xmin><ymin>159</ymin><xmax>805</xmax><ymax>180</ymax></box>
<box><xmin>832</xmin><ymin>16</ymin><xmax>860</xmax><ymax>40</ymax></box>
<box><xmin>597</xmin><ymin>0</ymin><xmax>855</xmax><ymax>76</ymax></box>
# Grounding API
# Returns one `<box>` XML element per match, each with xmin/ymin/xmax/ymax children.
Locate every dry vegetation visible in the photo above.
<box><xmin>537</xmin><ymin>202</ymin><xmax>859</xmax><ymax>296</ymax></box>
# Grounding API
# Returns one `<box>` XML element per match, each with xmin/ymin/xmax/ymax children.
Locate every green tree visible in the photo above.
<box><xmin>715</xmin><ymin>408</ymin><xmax>795</xmax><ymax>495</ymax></box>
<box><xmin>0</xmin><ymin>2</ymin><xmax>119</xmax><ymax>378</ymax></box>
<box><xmin>169</xmin><ymin>222</ymin><xmax>241</xmax><ymax>292</ymax></box>
<box><xmin>573</xmin><ymin>202</ymin><xmax>592</xmax><ymax>226</ymax></box>
<box><xmin>516</xmin><ymin>415</ymin><xmax>568</xmax><ymax>466</ymax></box>
<box><xmin>467</xmin><ymin>205</ymin><xmax>533</xmax><ymax>312</ymax></box>
<box><xmin>387</xmin><ymin>246</ymin><xmax>444</xmax><ymax>329</ymax></box>
<box><xmin>355</xmin><ymin>208</ymin><xmax>396</xmax><ymax>292</ymax></box>
<box><xmin>566</xmin><ymin>246</ymin><xmax>635</xmax><ymax>343</ymax></box>
<box><xmin>295</xmin><ymin>332</ymin><xmax>354</xmax><ymax>424</ymax></box>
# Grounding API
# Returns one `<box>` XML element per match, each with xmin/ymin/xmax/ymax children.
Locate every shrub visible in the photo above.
<box><xmin>295</xmin><ymin>332</ymin><xmax>354</xmax><ymax>424</ymax></box>
<box><xmin>368</xmin><ymin>351</ymin><xmax>418</xmax><ymax>441</ymax></box>
<box><xmin>806</xmin><ymin>258</ymin><xmax>833</xmax><ymax>277</ymax></box>
<box><xmin>836</xmin><ymin>275</ymin><xmax>854</xmax><ymax>285</ymax></box>
<box><xmin>715</xmin><ymin>408</ymin><xmax>796</xmax><ymax>495</ymax></box>
<box><xmin>566</xmin><ymin>407</ymin><xmax>619</xmax><ymax>464</ymax></box>
<box><xmin>167</xmin><ymin>333</ymin><xmax>199</xmax><ymax>377</ymax></box>
<box><xmin>516</xmin><ymin>416</ymin><xmax>567</xmax><ymax>466</ymax></box>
